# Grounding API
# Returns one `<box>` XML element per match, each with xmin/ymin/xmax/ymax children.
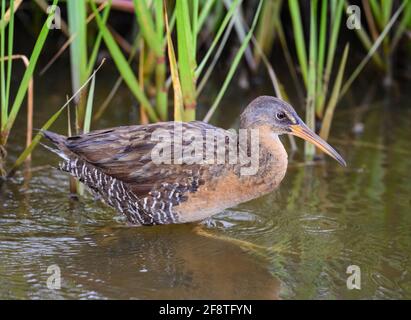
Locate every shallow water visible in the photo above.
<box><xmin>1</xmin><ymin>63</ymin><xmax>410</xmax><ymax>299</ymax></box>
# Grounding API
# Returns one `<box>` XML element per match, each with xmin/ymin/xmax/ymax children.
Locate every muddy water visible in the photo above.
<box><xmin>1</xmin><ymin>62</ymin><xmax>410</xmax><ymax>299</ymax></box>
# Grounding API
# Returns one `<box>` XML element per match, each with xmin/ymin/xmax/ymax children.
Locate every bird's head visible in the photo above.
<box><xmin>240</xmin><ymin>96</ymin><xmax>346</xmax><ymax>166</ymax></box>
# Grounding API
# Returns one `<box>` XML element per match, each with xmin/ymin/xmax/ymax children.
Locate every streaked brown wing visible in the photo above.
<box><xmin>64</xmin><ymin>121</ymin><xmax>232</xmax><ymax>198</ymax></box>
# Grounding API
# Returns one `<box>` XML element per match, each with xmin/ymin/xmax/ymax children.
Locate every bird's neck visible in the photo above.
<box><xmin>259</xmin><ymin>126</ymin><xmax>288</xmax><ymax>176</ymax></box>
<box><xmin>238</xmin><ymin>126</ymin><xmax>288</xmax><ymax>194</ymax></box>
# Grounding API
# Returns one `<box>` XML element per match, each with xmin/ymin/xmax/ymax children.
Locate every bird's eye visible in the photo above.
<box><xmin>276</xmin><ymin>112</ymin><xmax>286</xmax><ymax>120</ymax></box>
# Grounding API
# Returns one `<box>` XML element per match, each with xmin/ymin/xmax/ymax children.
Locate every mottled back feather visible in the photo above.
<box><xmin>63</xmin><ymin>121</ymin><xmax>234</xmax><ymax>196</ymax></box>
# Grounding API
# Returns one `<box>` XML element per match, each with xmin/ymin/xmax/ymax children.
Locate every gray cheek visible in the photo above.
<box><xmin>256</xmin><ymin>112</ymin><xmax>274</xmax><ymax>123</ymax></box>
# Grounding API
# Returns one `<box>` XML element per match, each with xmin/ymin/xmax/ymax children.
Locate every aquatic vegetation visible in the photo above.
<box><xmin>346</xmin><ymin>0</ymin><xmax>411</xmax><ymax>76</ymax></box>
<box><xmin>277</xmin><ymin>0</ymin><xmax>405</xmax><ymax>158</ymax></box>
<box><xmin>0</xmin><ymin>0</ymin><xmax>58</xmax><ymax>177</ymax></box>
<box><xmin>0</xmin><ymin>0</ymin><xmax>410</xmax><ymax>176</ymax></box>
<box><xmin>90</xmin><ymin>0</ymin><xmax>262</xmax><ymax>122</ymax></box>
<box><xmin>1</xmin><ymin>0</ymin><xmax>411</xmax><ymax>302</ymax></box>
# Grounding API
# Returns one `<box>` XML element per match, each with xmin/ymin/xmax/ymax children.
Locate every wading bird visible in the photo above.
<box><xmin>43</xmin><ymin>96</ymin><xmax>345</xmax><ymax>226</ymax></box>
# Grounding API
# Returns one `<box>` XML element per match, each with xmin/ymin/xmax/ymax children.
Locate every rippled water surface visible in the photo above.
<box><xmin>1</xmin><ymin>65</ymin><xmax>410</xmax><ymax>299</ymax></box>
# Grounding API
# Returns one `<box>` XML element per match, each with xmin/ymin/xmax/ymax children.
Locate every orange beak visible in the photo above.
<box><xmin>290</xmin><ymin>122</ymin><xmax>346</xmax><ymax>166</ymax></box>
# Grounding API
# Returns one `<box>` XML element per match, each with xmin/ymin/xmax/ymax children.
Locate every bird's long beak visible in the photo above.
<box><xmin>290</xmin><ymin>121</ymin><xmax>346</xmax><ymax>167</ymax></box>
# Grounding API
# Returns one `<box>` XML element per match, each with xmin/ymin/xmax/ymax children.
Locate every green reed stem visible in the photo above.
<box><xmin>9</xmin><ymin>60</ymin><xmax>104</xmax><ymax>176</ymax></box>
<box><xmin>176</xmin><ymin>0</ymin><xmax>197</xmax><ymax>121</ymax></box>
<box><xmin>288</xmin><ymin>0</ymin><xmax>308</xmax><ymax>86</ymax></box>
<box><xmin>5</xmin><ymin>0</ymin><xmax>14</xmax><ymax>119</ymax></box>
<box><xmin>320</xmin><ymin>44</ymin><xmax>349</xmax><ymax>141</ymax></box>
<box><xmin>67</xmin><ymin>0</ymin><xmax>88</xmax><ymax>127</ymax></box>
<box><xmin>3</xmin><ymin>0</ymin><xmax>59</xmax><ymax>144</ymax></box>
<box><xmin>203</xmin><ymin>0</ymin><xmax>263</xmax><ymax>123</ymax></box>
<box><xmin>305</xmin><ymin>0</ymin><xmax>318</xmax><ymax>159</ymax></box>
<box><xmin>90</xmin><ymin>0</ymin><xmax>158</xmax><ymax>122</ymax></box>
<box><xmin>0</xmin><ymin>0</ymin><xmax>6</xmax><ymax>130</ymax></box>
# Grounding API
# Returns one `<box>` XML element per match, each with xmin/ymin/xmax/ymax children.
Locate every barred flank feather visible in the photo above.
<box><xmin>58</xmin><ymin>157</ymin><xmax>154</xmax><ymax>225</ymax></box>
<box><xmin>42</xmin><ymin>128</ymin><xmax>192</xmax><ymax>225</ymax></box>
<box><xmin>58</xmin><ymin>155</ymin><xmax>187</xmax><ymax>225</ymax></box>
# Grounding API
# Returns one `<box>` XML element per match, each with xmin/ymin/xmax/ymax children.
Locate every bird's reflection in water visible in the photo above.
<box><xmin>61</xmin><ymin>224</ymin><xmax>280</xmax><ymax>299</ymax></box>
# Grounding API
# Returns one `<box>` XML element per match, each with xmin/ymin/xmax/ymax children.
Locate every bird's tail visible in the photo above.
<box><xmin>41</xmin><ymin>130</ymin><xmax>149</xmax><ymax>225</ymax></box>
<box><xmin>41</xmin><ymin>130</ymin><xmax>67</xmax><ymax>147</ymax></box>
<box><xmin>41</xmin><ymin>130</ymin><xmax>70</xmax><ymax>161</ymax></box>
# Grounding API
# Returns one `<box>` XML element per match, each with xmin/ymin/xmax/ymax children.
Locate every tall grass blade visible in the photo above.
<box><xmin>83</xmin><ymin>75</ymin><xmax>96</xmax><ymax>134</ymax></box>
<box><xmin>164</xmin><ymin>1</ymin><xmax>183</xmax><ymax>121</ymax></box>
<box><xmin>138</xmin><ymin>39</ymin><xmax>149</xmax><ymax>124</ymax></box>
<box><xmin>318</xmin><ymin>0</ymin><xmax>344</xmax><ymax>116</ymax></box>
<box><xmin>274</xmin><ymin>11</ymin><xmax>305</xmax><ymax>105</ymax></box>
<box><xmin>369</xmin><ymin>0</ymin><xmax>383</xmax><ymax>28</ymax></box>
<box><xmin>93</xmin><ymin>36</ymin><xmax>141</xmax><ymax>121</ymax></box>
<box><xmin>288</xmin><ymin>0</ymin><xmax>308</xmax><ymax>85</ymax></box>
<box><xmin>197</xmin><ymin>17</ymin><xmax>235</xmax><ymax>95</ymax></box>
<box><xmin>1</xmin><ymin>0</ymin><xmax>6</xmax><ymax>129</ymax></box>
<box><xmin>392</xmin><ymin>0</ymin><xmax>411</xmax><ymax>50</ymax></box>
<box><xmin>362</xmin><ymin>0</ymin><xmax>380</xmax><ymax>42</ymax></box>
<box><xmin>253</xmin><ymin>0</ymin><xmax>278</xmax><ymax>67</ymax></box>
<box><xmin>40</xmin><ymin>2</ymin><xmax>108</xmax><ymax>76</ymax></box>
<box><xmin>305</xmin><ymin>0</ymin><xmax>318</xmax><ymax>159</ymax></box>
<box><xmin>197</xmin><ymin>0</ymin><xmax>216</xmax><ymax>32</ymax></box>
<box><xmin>8</xmin><ymin>59</ymin><xmax>105</xmax><ymax>176</ymax></box>
<box><xmin>90</xmin><ymin>0</ymin><xmax>158</xmax><ymax>122</ymax></box>
<box><xmin>319</xmin><ymin>44</ymin><xmax>349</xmax><ymax>141</ymax></box>
<box><xmin>223</xmin><ymin>0</ymin><xmax>257</xmax><ymax>71</ymax></box>
<box><xmin>67</xmin><ymin>0</ymin><xmax>88</xmax><ymax>94</ymax></box>
<box><xmin>133</xmin><ymin>0</ymin><xmax>162</xmax><ymax>56</ymax></box>
<box><xmin>67</xmin><ymin>0</ymin><xmax>88</xmax><ymax>131</ymax></box>
<box><xmin>381</xmin><ymin>0</ymin><xmax>394</xmax><ymax>27</ymax></box>
<box><xmin>4</xmin><ymin>0</ymin><xmax>14</xmax><ymax>118</ymax></box>
<box><xmin>192</xmin><ymin>0</ymin><xmax>199</xmax><ymax>54</ymax></box>
<box><xmin>176</xmin><ymin>0</ymin><xmax>197</xmax><ymax>121</ymax></box>
<box><xmin>3</xmin><ymin>0</ymin><xmax>59</xmax><ymax>144</ymax></box>
<box><xmin>196</xmin><ymin>0</ymin><xmax>242</xmax><ymax>77</ymax></box>
<box><xmin>340</xmin><ymin>1</ymin><xmax>406</xmax><ymax>97</ymax></box>
<box><xmin>154</xmin><ymin>0</ymin><xmax>167</xmax><ymax>120</ymax></box>
<box><xmin>86</xmin><ymin>3</ymin><xmax>111</xmax><ymax>76</ymax></box>
<box><xmin>203</xmin><ymin>0</ymin><xmax>263</xmax><ymax>123</ymax></box>
<box><xmin>316</xmin><ymin>0</ymin><xmax>327</xmax><ymax>114</ymax></box>
<box><xmin>0</xmin><ymin>0</ymin><xmax>22</xmax><ymax>31</ymax></box>
<box><xmin>345</xmin><ymin>1</ymin><xmax>385</xmax><ymax>68</ymax></box>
